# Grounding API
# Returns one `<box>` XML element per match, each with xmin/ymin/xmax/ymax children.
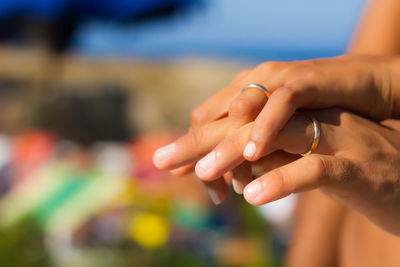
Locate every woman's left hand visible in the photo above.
<box><xmin>154</xmin><ymin>108</ymin><xmax>400</xmax><ymax>236</ymax></box>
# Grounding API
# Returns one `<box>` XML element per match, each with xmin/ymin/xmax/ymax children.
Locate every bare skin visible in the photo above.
<box><xmin>288</xmin><ymin>188</ymin><xmax>400</xmax><ymax>267</ymax></box>
<box><xmin>287</xmin><ymin>0</ymin><xmax>400</xmax><ymax>266</ymax></box>
<box><xmin>285</xmin><ymin>190</ymin><xmax>345</xmax><ymax>267</ymax></box>
<box><xmin>349</xmin><ymin>0</ymin><xmax>400</xmax><ymax>55</ymax></box>
<box><xmin>154</xmin><ymin>106</ymin><xmax>400</xmax><ymax>236</ymax></box>
<box><xmin>152</xmin><ymin>0</ymin><xmax>400</xmax><ymax>265</ymax></box>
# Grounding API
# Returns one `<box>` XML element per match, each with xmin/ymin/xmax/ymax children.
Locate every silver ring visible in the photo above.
<box><xmin>241</xmin><ymin>83</ymin><xmax>270</xmax><ymax>97</ymax></box>
<box><xmin>300</xmin><ymin>115</ymin><xmax>321</xmax><ymax>156</ymax></box>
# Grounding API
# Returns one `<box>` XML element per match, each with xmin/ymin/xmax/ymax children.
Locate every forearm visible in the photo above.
<box><xmin>349</xmin><ymin>0</ymin><xmax>400</xmax><ymax>55</ymax></box>
<box><xmin>285</xmin><ymin>190</ymin><xmax>346</xmax><ymax>267</ymax></box>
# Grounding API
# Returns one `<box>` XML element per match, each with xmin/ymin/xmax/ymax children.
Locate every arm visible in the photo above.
<box><xmin>287</xmin><ymin>3</ymin><xmax>400</xmax><ymax>263</ymax></box>
<box><xmin>349</xmin><ymin>0</ymin><xmax>400</xmax><ymax>55</ymax></box>
<box><xmin>285</xmin><ymin>190</ymin><xmax>345</xmax><ymax>267</ymax></box>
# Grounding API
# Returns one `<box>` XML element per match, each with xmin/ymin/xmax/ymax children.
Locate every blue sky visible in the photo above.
<box><xmin>73</xmin><ymin>0</ymin><xmax>366</xmax><ymax>62</ymax></box>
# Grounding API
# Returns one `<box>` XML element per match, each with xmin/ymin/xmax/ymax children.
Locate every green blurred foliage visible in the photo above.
<box><xmin>0</xmin><ymin>219</ymin><xmax>50</xmax><ymax>267</ymax></box>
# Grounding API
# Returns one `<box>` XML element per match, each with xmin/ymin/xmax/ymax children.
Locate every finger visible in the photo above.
<box><xmin>195</xmin><ymin>123</ymin><xmax>252</xmax><ymax>181</ymax></box>
<box><xmin>225</xmin><ymin>62</ymin><xmax>292</xmax><ymax>127</ymax></box>
<box><xmin>244</xmin><ymin>81</ymin><xmax>317</xmax><ymax>161</ymax></box>
<box><xmin>225</xmin><ymin>86</ymin><xmax>271</xmax><ymax>191</ymax></box>
<box><xmin>195</xmin><ymin>112</ymin><xmax>333</xmax><ymax>182</ymax></box>
<box><xmin>223</xmin><ymin>171</ymin><xmax>234</xmax><ymax>185</ymax></box>
<box><xmin>190</xmin><ymin>69</ymin><xmax>253</xmax><ymax>128</ymax></box>
<box><xmin>205</xmin><ymin>178</ymin><xmax>229</xmax><ymax>205</ymax></box>
<box><xmin>191</xmin><ymin>61</ymin><xmax>290</xmax><ymax>128</ymax></box>
<box><xmin>239</xmin><ymin>61</ymin><xmax>291</xmax><ymax>92</ymax></box>
<box><xmin>153</xmin><ymin>117</ymin><xmax>231</xmax><ymax>170</ymax></box>
<box><xmin>170</xmin><ymin>164</ymin><xmax>228</xmax><ymax>204</ymax></box>
<box><xmin>269</xmin><ymin>113</ymin><xmax>324</xmax><ymax>155</ymax></box>
<box><xmin>180</xmin><ymin>81</ymin><xmax>269</xmax><ymax>178</ymax></box>
<box><xmin>231</xmin><ymin>161</ymin><xmax>252</xmax><ymax>194</ymax></box>
<box><xmin>227</xmin><ymin>86</ymin><xmax>269</xmax><ymax>126</ymax></box>
<box><xmin>251</xmin><ymin>151</ymin><xmax>300</xmax><ymax>176</ymax></box>
<box><xmin>231</xmin><ymin>151</ymin><xmax>301</xmax><ymax>194</ymax></box>
<box><xmin>243</xmin><ymin>154</ymin><xmax>351</xmax><ymax>205</ymax></box>
<box><xmin>170</xmin><ymin>164</ymin><xmax>195</xmax><ymax>176</ymax></box>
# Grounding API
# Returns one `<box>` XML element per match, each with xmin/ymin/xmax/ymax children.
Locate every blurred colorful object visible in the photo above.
<box><xmin>0</xmin><ymin>0</ymin><xmax>202</xmax><ymax>53</ymax></box>
<box><xmin>0</xmin><ymin>0</ymin><xmax>200</xmax><ymax>20</ymax></box>
<box><xmin>129</xmin><ymin>212</ymin><xmax>169</xmax><ymax>248</ymax></box>
<box><xmin>0</xmin><ymin>130</ymin><xmax>278</xmax><ymax>266</ymax></box>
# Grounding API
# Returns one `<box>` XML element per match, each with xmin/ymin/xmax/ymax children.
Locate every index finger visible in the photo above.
<box><xmin>191</xmin><ymin>61</ymin><xmax>290</xmax><ymax>128</ymax></box>
<box><xmin>153</xmin><ymin>117</ymin><xmax>231</xmax><ymax>170</ymax></box>
<box><xmin>190</xmin><ymin>69</ymin><xmax>253</xmax><ymax>128</ymax></box>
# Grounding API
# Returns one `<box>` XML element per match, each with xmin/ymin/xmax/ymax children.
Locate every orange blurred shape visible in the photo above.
<box><xmin>129</xmin><ymin>131</ymin><xmax>183</xmax><ymax>179</ymax></box>
<box><xmin>130</xmin><ymin>131</ymin><xmax>182</xmax><ymax>166</ymax></box>
<box><xmin>12</xmin><ymin>130</ymin><xmax>57</xmax><ymax>182</ymax></box>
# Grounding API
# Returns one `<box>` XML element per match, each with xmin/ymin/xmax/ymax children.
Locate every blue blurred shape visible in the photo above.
<box><xmin>0</xmin><ymin>0</ymin><xmax>199</xmax><ymax>19</ymax></box>
<box><xmin>74</xmin><ymin>0</ymin><xmax>365</xmax><ymax>61</ymax></box>
<box><xmin>71</xmin><ymin>0</ymin><xmax>199</xmax><ymax>19</ymax></box>
<box><xmin>0</xmin><ymin>0</ymin><xmax>64</xmax><ymax>19</ymax></box>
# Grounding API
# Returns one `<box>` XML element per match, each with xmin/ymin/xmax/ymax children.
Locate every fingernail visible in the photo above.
<box><xmin>153</xmin><ymin>143</ymin><xmax>176</xmax><ymax>168</ymax></box>
<box><xmin>243</xmin><ymin>141</ymin><xmax>256</xmax><ymax>158</ymax></box>
<box><xmin>195</xmin><ymin>151</ymin><xmax>216</xmax><ymax>178</ymax></box>
<box><xmin>207</xmin><ymin>187</ymin><xmax>222</xmax><ymax>205</ymax></box>
<box><xmin>232</xmin><ymin>179</ymin><xmax>244</xmax><ymax>194</ymax></box>
<box><xmin>244</xmin><ymin>181</ymin><xmax>262</xmax><ymax>201</ymax></box>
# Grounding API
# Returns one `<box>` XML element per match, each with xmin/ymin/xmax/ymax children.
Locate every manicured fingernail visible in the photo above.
<box><xmin>243</xmin><ymin>141</ymin><xmax>256</xmax><ymax>158</ymax></box>
<box><xmin>207</xmin><ymin>187</ymin><xmax>222</xmax><ymax>205</ymax></box>
<box><xmin>232</xmin><ymin>179</ymin><xmax>244</xmax><ymax>194</ymax></box>
<box><xmin>153</xmin><ymin>143</ymin><xmax>176</xmax><ymax>168</ymax></box>
<box><xmin>244</xmin><ymin>181</ymin><xmax>262</xmax><ymax>201</ymax></box>
<box><xmin>195</xmin><ymin>151</ymin><xmax>216</xmax><ymax>178</ymax></box>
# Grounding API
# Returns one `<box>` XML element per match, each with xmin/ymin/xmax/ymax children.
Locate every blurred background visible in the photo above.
<box><xmin>0</xmin><ymin>0</ymin><xmax>365</xmax><ymax>266</ymax></box>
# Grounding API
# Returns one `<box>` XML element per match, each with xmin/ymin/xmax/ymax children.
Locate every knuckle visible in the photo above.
<box><xmin>239</xmin><ymin>68</ymin><xmax>253</xmax><ymax>77</ymax></box>
<box><xmin>275</xmin><ymin>167</ymin><xmax>292</xmax><ymax>195</ymax></box>
<box><xmin>190</xmin><ymin>106</ymin><xmax>207</xmax><ymax>125</ymax></box>
<box><xmin>305</xmin><ymin>69</ymin><xmax>324</xmax><ymax>81</ymax></box>
<box><xmin>186</xmin><ymin>129</ymin><xmax>204</xmax><ymax>152</ymax></box>
<box><xmin>218</xmin><ymin>138</ymin><xmax>239</xmax><ymax>161</ymax></box>
<box><xmin>285</xmin><ymin>61</ymin><xmax>306</xmax><ymax>72</ymax></box>
<box><xmin>272</xmin><ymin>86</ymin><xmax>299</xmax><ymax>106</ymax></box>
<box><xmin>257</xmin><ymin>61</ymin><xmax>282</xmax><ymax>73</ymax></box>
<box><xmin>336</xmin><ymin>159</ymin><xmax>357</xmax><ymax>184</ymax></box>
<box><xmin>306</xmin><ymin>155</ymin><xmax>328</xmax><ymax>185</ymax></box>
<box><xmin>338</xmin><ymin>110</ymin><xmax>358</xmax><ymax>126</ymax></box>
<box><xmin>228</xmin><ymin>97</ymin><xmax>253</xmax><ymax>118</ymax></box>
<box><xmin>232</xmin><ymin>68</ymin><xmax>254</xmax><ymax>83</ymax></box>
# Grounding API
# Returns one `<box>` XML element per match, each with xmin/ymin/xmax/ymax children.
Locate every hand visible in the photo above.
<box><xmin>153</xmin><ymin>113</ymin><xmax>300</xmax><ymax>203</ymax></box>
<box><xmin>189</xmin><ymin>55</ymin><xmax>400</xmax><ymax>163</ymax></box>
<box><xmin>155</xmin><ymin>108</ymin><xmax>400</xmax><ymax>236</ymax></box>
<box><xmin>170</xmin><ymin>71</ymin><xmax>270</xmax><ymax>194</ymax></box>
<box><xmin>246</xmin><ymin>109</ymin><xmax>400</xmax><ymax>237</ymax></box>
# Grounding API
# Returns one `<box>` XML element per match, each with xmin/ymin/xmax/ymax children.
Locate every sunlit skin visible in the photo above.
<box><xmin>154</xmin><ymin>102</ymin><xmax>400</xmax><ymax>235</ymax></box>
<box><xmin>152</xmin><ymin>0</ymin><xmax>400</xmax><ymax>265</ymax></box>
<box><xmin>154</xmin><ymin>54</ymin><xmax>400</xmax><ymax>206</ymax></box>
<box><xmin>288</xmin><ymin>0</ymin><xmax>400</xmax><ymax>265</ymax></box>
<box><xmin>156</xmin><ymin>54</ymin><xmax>400</xmax><ymax>194</ymax></box>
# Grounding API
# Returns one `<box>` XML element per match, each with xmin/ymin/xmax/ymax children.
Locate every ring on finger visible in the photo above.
<box><xmin>241</xmin><ymin>83</ymin><xmax>270</xmax><ymax>98</ymax></box>
<box><xmin>300</xmin><ymin>114</ymin><xmax>321</xmax><ymax>156</ymax></box>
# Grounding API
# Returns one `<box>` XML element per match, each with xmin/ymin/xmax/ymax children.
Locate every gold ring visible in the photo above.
<box><xmin>241</xmin><ymin>83</ymin><xmax>270</xmax><ymax>97</ymax></box>
<box><xmin>300</xmin><ymin>115</ymin><xmax>321</xmax><ymax>156</ymax></box>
